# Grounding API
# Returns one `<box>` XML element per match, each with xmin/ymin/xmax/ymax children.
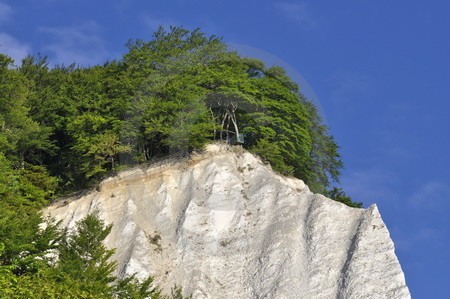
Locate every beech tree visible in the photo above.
<box><xmin>301</xmin><ymin>100</ymin><xmax>343</xmax><ymax>193</ymax></box>
<box><xmin>0</xmin><ymin>54</ymin><xmax>53</xmax><ymax>166</ymax></box>
<box><xmin>120</xmin><ymin>26</ymin><xmax>342</xmax><ymax>192</ymax></box>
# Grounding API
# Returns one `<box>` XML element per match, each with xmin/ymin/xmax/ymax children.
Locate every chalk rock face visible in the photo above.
<box><xmin>44</xmin><ymin>143</ymin><xmax>410</xmax><ymax>298</ymax></box>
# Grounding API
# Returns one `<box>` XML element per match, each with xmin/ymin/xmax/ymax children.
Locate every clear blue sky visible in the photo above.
<box><xmin>1</xmin><ymin>0</ymin><xmax>449</xmax><ymax>297</ymax></box>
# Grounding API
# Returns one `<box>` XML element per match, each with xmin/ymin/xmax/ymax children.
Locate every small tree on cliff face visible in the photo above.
<box><xmin>325</xmin><ymin>187</ymin><xmax>363</xmax><ymax>208</ymax></box>
<box><xmin>57</xmin><ymin>212</ymin><xmax>117</xmax><ymax>294</ymax></box>
<box><xmin>56</xmin><ymin>212</ymin><xmax>160</xmax><ymax>298</ymax></box>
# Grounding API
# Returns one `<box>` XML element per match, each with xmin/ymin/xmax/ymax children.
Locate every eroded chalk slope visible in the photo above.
<box><xmin>45</xmin><ymin>143</ymin><xmax>410</xmax><ymax>298</ymax></box>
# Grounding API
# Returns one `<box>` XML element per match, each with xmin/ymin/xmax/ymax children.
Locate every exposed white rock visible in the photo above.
<box><xmin>44</xmin><ymin>143</ymin><xmax>410</xmax><ymax>298</ymax></box>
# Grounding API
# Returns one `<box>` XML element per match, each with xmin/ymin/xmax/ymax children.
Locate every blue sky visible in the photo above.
<box><xmin>1</xmin><ymin>0</ymin><xmax>449</xmax><ymax>297</ymax></box>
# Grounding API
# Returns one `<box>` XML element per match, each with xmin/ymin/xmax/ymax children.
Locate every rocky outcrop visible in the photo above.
<box><xmin>44</xmin><ymin>143</ymin><xmax>410</xmax><ymax>298</ymax></box>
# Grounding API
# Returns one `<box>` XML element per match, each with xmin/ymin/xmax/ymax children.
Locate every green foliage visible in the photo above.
<box><xmin>0</xmin><ymin>152</ymin><xmax>57</xmax><ymax>208</ymax></box>
<box><xmin>19</xmin><ymin>57</ymin><xmax>132</xmax><ymax>192</ymax></box>
<box><xmin>52</xmin><ymin>212</ymin><xmax>163</xmax><ymax>297</ymax></box>
<box><xmin>325</xmin><ymin>187</ymin><xmax>363</xmax><ymax>208</ymax></box>
<box><xmin>250</xmin><ymin>138</ymin><xmax>294</xmax><ymax>176</ymax></box>
<box><xmin>242</xmin><ymin>70</ymin><xmax>312</xmax><ymax>180</ymax></box>
<box><xmin>56</xmin><ymin>212</ymin><xmax>117</xmax><ymax>292</ymax></box>
<box><xmin>301</xmin><ymin>100</ymin><xmax>343</xmax><ymax>193</ymax></box>
<box><xmin>0</xmin><ymin>211</ymin><xmax>47</xmax><ymax>277</ymax></box>
<box><xmin>0</xmin><ymin>151</ymin><xmax>60</xmax><ymax>275</ymax></box>
<box><xmin>5</xmin><ymin>26</ymin><xmax>348</xmax><ymax>194</ymax></box>
<box><xmin>0</xmin><ymin>210</ymin><xmax>168</xmax><ymax>298</ymax></box>
<box><xmin>114</xmin><ymin>274</ymin><xmax>161</xmax><ymax>298</ymax></box>
<box><xmin>121</xmin><ymin>26</ymin><xmax>226</xmax><ymax>160</ymax></box>
<box><xmin>0</xmin><ymin>202</ymin><xmax>61</xmax><ymax>276</ymax></box>
<box><xmin>0</xmin><ymin>54</ymin><xmax>53</xmax><ymax>166</ymax></box>
<box><xmin>0</xmin><ymin>269</ymin><xmax>104</xmax><ymax>298</ymax></box>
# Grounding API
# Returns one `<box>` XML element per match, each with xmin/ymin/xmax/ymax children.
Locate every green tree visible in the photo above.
<box><xmin>56</xmin><ymin>212</ymin><xmax>160</xmax><ymax>298</ymax></box>
<box><xmin>122</xmin><ymin>26</ymin><xmax>225</xmax><ymax>160</ymax></box>
<box><xmin>56</xmin><ymin>212</ymin><xmax>117</xmax><ymax>294</ymax></box>
<box><xmin>243</xmin><ymin>66</ymin><xmax>312</xmax><ymax>178</ymax></box>
<box><xmin>301</xmin><ymin>100</ymin><xmax>343</xmax><ymax>193</ymax></box>
<box><xmin>122</xmin><ymin>27</ymin><xmax>342</xmax><ymax>192</ymax></box>
<box><xmin>0</xmin><ymin>150</ymin><xmax>60</xmax><ymax>275</ymax></box>
<box><xmin>0</xmin><ymin>205</ymin><xmax>61</xmax><ymax>275</ymax></box>
<box><xmin>20</xmin><ymin>57</ymin><xmax>133</xmax><ymax>191</ymax></box>
<box><xmin>325</xmin><ymin>187</ymin><xmax>362</xmax><ymax>208</ymax></box>
<box><xmin>0</xmin><ymin>54</ymin><xmax>53</xmax><ymax>166</ymax></box>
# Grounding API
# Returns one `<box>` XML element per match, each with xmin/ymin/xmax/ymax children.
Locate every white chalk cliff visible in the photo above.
<box><xmin>44</xmin><ymin>143</ymin><xmax>410</xmax><ymax>298</ymax></box>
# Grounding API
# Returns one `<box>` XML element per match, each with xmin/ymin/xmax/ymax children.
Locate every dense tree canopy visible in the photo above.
<box><xmin>4</xmin><ymin>26</ymin><xmax>348</xmax><ymax>193</ymax></box>
<box><xmin>0</xmin><ymin>26</ymin><xmax>362</xmax><ymax>296</ymax></box>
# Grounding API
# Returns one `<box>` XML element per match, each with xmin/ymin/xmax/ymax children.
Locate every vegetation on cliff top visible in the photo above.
<box><xmin>6</xmin><ymin>26</ymin><xmax>345</xmax><ymax>195</ymax></box>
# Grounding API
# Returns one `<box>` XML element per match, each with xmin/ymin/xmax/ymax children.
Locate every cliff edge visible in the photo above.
<box><xmin>44</xmin><ymin>143</ymin><xmax>410</xmax><ymax>298</ymax></box>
